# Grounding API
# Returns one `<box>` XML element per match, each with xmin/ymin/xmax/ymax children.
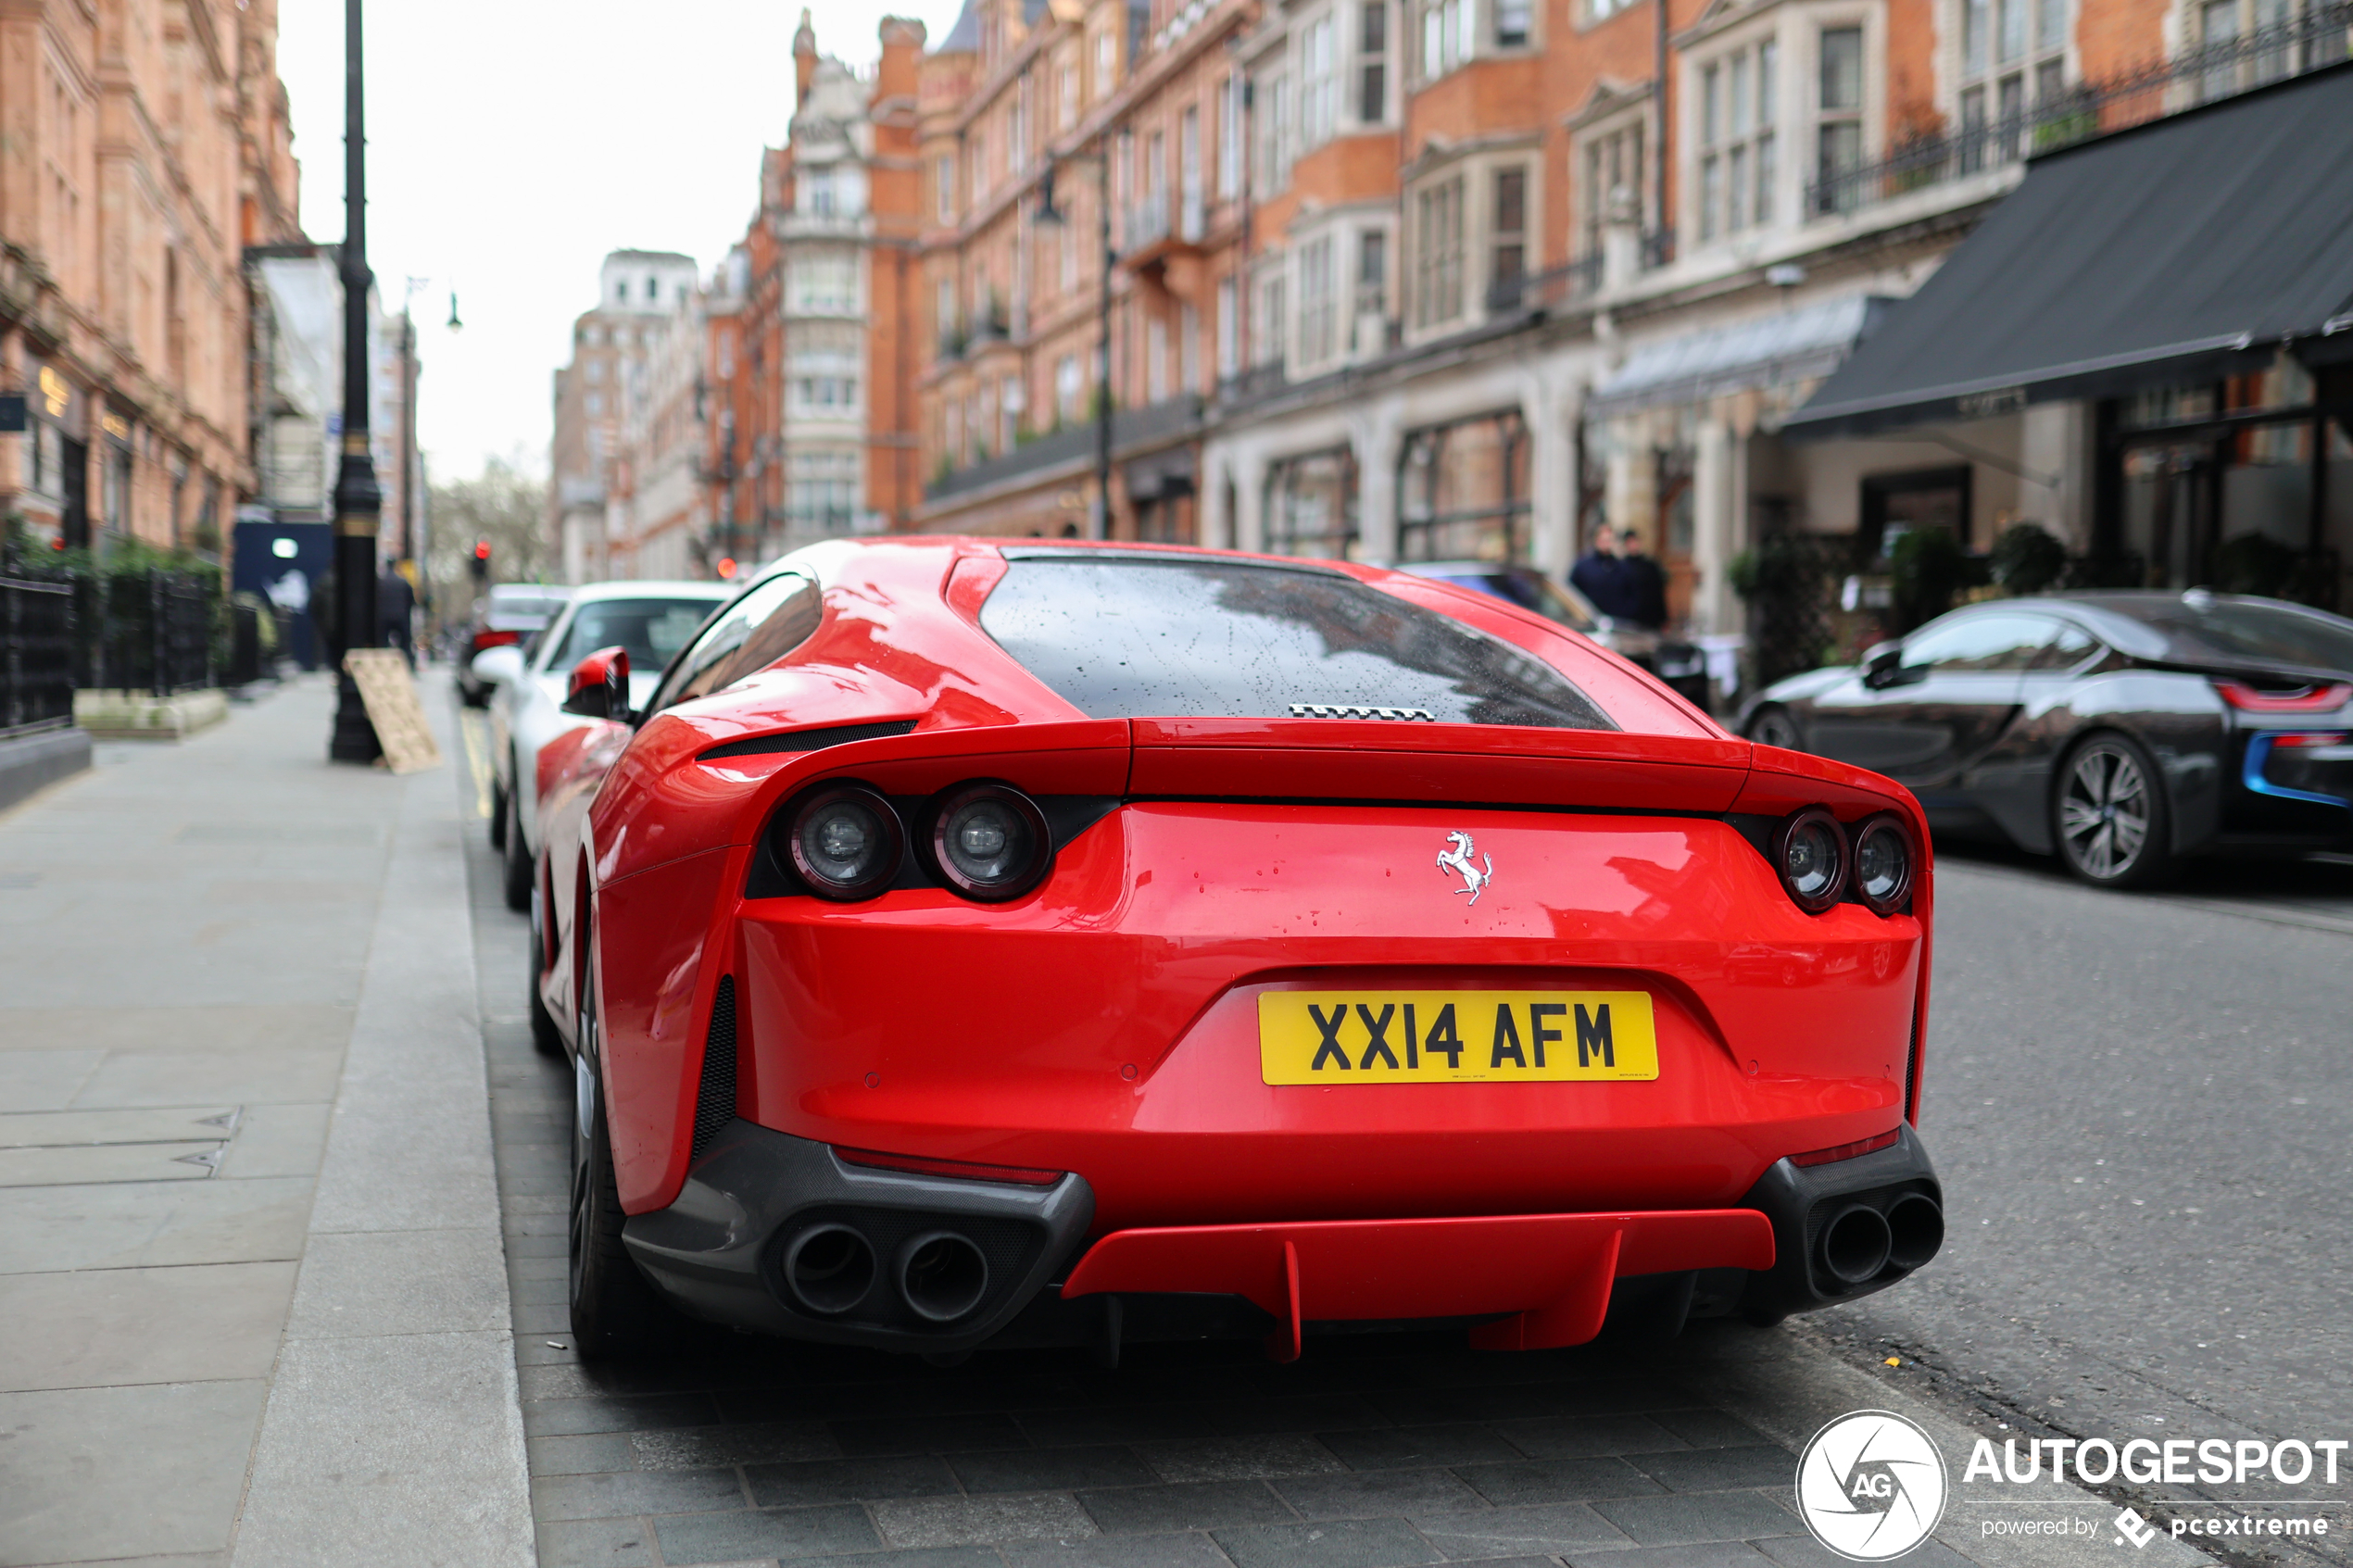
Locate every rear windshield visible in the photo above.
<box><xmin>2124</xmin><ymin>596</ymin><xmax>2353</xmax><ymax>673</ymax></box>
<box><xmin>978</xmin><ymin>556</ymin><xmax>1615</xmax><ymax>730</ymax></box>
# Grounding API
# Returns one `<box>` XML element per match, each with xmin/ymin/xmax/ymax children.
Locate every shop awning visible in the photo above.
<box><xmin>1785</xmin><ymin>64</ymin><xmax>2353</xmax><ymax>439</ymax></box>
<box><xmin>1587</xmin><ymin>295</ymin><xmax>1889</xmax><ymax>419</ymax></box>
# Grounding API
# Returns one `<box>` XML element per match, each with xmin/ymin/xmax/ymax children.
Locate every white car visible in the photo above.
<box><xmin>471</xmin><ymin>581</ymin><xmax>735</xmax><ymax>912</ymax></box>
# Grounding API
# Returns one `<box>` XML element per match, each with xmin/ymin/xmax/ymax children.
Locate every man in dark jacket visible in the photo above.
<box><xmin>377</xmin><ymin>565</ymin><xmax>418</xmax><ymax>669</ymax></box>
<box><xmin>1569</xmin><ymin>522</ymin><xmax>1631</xmax><ymax>619</ymax></box>
<box><xmin>1617</xmin><ymin>526</ymin><xmax>1669</xmax><ymax>630</ymax></box>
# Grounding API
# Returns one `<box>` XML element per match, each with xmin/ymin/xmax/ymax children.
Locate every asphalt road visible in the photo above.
<box><xmin>1814</xmin><ymin>842</ymin><xmax>2353</xmax><ymax>1548</ymax></box>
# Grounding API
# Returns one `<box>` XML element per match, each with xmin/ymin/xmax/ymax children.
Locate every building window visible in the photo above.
<box><xmin>1958</xmin><ymin>0</ymin><xmax>2070</xmax><ymax>169</ymax></box>
<box><xmin>1587</xmin><ymin>0</ymin><xmax>1637</xmax><ymax>19</ymax></box>
<box><xmin>1217</xmin><ymin>276</ymin><xmax>1240</xmax><ymax>377</ymax></box>
<box><xmin>1257</xmin><ymin>269</ymin><xmax>1289</xmax><ymax>367</ymax></box>
<box><xmin>1357</xmin><ymin>229</ymin><xmax>1387</xmax><ymax>322</ymax></box>
<box><xmin>1180</xmin><ymin>107</ymin><xmax>1202</xmax><ymax>236</ymax></box>
<box><xmin>1401</xmin><ymin>411</ymin><xmax>1529</xmax><ymax>562</ymax></box>
<box><xmin>1180</xmin><ymin>303</ymin><xmax>1201</xmax><ymax>391</ymax></box>
<box><xmin>1219</xmin><ymin>73</ymin><xmax>1242</xmax><ymax>197</ymax></box>
<box><xmin>1496</xmin><ymin>0</ymin><xmax>1531</xmax><ymax>46</ymax></box>
<box><xmin>1299</xmin><ymin>235</ymin><xmax>1338</xmax><ymax>365</ymax></box>
<box><xmin>1814</xmin><ymin>26</ymin><xmax>1865</xmax><ymax>212</ymax></box>
<box><xmin>1579</xmin><ymin>121</ymin><xmax>1645</xmax><ymax>258</ymax></box>
<box><xmin>806</xmin><ymin>167</ymin><xmax>837</xmax><ymax>216</ymax></box>
<box><xmin>1696</xmin><ymin>39</ymin><xmax>1777</xmax><ymax>240</ymax></box>
<box><xmin>1000</xmin><ymin>374</ymin><xmax>1023</xmax><ymax>449</ymax></box>
<box><xmin>1302</xmin><ymin>14</ymin><xmax>1339</xmax><ymax>147</ymax></box>
<box><xmin>1094</xmin><ymin>27</ymin><xmax>1114</xmax><ymax>96</ymax></box>
<box><xmin>1060</xmin><ymin>61</ymin><xmax>1078</xmax><ymax>129</ymax></box>
<box><xmin>1057</xmin><ymin>355</ymin><xmax>1084</xmax><ymax>420</ymax></box>
<box><xmin>1359</xmin><ymin>1</ymin><xmax>1389</xmax><ymax>120</ymax></box>
<box><xmin>1259</xmin><ymin>72</ymin><xmax>1292</xmax><ymax>189</ymax></box>
<box><xmin>1413</xmin><ymin>175</ymin><xmax>1465</xmax><ymax>328</ymax></box>
<box><xmin>1268</xmin><ymin>448</ymin><xmax>1360</xmax><ymax>558</ymax></box>
<box><xmin>1420</xmin><ymin>0</ymin><xmax>1473</xmax><ymax>76</ymax></box>
<box><xmin>969</xmin><ymin>128</ymin><xmax>987</xmax><ymax>203</ymax></box>
<box><xmin>792</xmin><ymin>254</ymin><xmax>858</xmax><ymax>314</ymax></box>
<box><xmin>1490</xmin><ymin>168</ymin><xmax>1527</xmax><ymax>304</ymax></box>
<box><xmin>786</xmin><ymin>448</ymin><xmax>862</xmax><ymax>535</ymax></box>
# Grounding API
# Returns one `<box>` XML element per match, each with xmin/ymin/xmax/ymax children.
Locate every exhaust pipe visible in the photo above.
<box><xmin>784</xmin><ymin>1223</ymin><xmax>876</xmax><ymax>1315</ymax></box>
<box><xmin>1884</xmin><ymin>1193</ymin><xmax>1944</xmax><ymax>1273</ymax></box>
<box><xmin>1818</xmin><ymin>1204</ymin><xmax>1893</xmax><ymax>1286</ymax></box>
<box><xmin>897</xmin><ymin>1231</ymin><xmax>989</xmax><ymax>1323</ymax></box>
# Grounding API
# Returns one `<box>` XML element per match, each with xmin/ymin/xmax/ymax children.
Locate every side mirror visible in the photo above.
<box><xmin>469</xmin><ymin>644</ymin><xmax>525</xmax><ymax>689</ymax></box>
<box><xmin>1861</xmin><ymin>641</ymin><xmax>1916</xmax><ymax>689</ymax></box>
<box><xmin>561</xmin><ymin>646</ymin><xmax>631</xmax><ymax>721</ymax></box>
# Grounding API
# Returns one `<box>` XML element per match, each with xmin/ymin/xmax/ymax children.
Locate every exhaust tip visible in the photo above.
<box><xmin>1818</xmin><ymin>1204</ymin><xmax>1894</xmax><ymax>1286</ymax></box>
<box><xmin>898</xmin><ymin>1230</ymin><xmax>989</xmax><ymax>1323</ymax></box>
<box><xmin>1884</xmin><ymin>1193</ymin><xmax>1944</xmax><ymax>1273</ymax></box>
<box><xmin>784</xmin><ymin>1223</ymin><xmax>876</xmax><ymax>1315</ymax></box>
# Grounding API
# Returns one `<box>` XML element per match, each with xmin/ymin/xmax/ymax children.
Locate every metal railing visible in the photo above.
<box><xmin>1</xmin><ymin>573</ymin><xmax>76</xmax><ymax>739</ymax></box>
<box><xmin>1486</xmin><ymin>254</ymin><xmax>1604</xmax><ymax>318</ymax></box>
<box><xmin>1806</xmin><ymin>2</ymin><xmax>2352</xmax><ymax>218</ymax></box>
<box><xmin>75</xmin><ymin>570</ymin><xmax>215</xmax><ymax>697</ymax></box>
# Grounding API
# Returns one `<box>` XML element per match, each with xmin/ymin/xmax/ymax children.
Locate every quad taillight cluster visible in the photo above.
<box><xmin>780</xmin><ymin>782</ymin><xmax>1051</xmax><ymax>903</ymax></box>
<box><xmin>1770</xmin><ymin>808</ymin><xmax>1914</xmax><ymax>916</ymax></box>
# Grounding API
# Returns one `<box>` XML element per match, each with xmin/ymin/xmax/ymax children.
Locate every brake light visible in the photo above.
<box><xmin>1790</xmin><ymin>1130</ymin><xmax>1901</xmax><ymax>1168</ymax></box>
<box><xmin>472</xmin><ymin>628</ymin><xmax>521</xmax><ymax>651</ymax></box>
<box><xmin>2215</xmin><ymin>679</ymin><xmax>2353</xmax><ymax>712</ymax></box>
<box><xmin>833</xmin><ymin>1147</ymin><xmax>1063</xmax><ymax>1186</ymax></box>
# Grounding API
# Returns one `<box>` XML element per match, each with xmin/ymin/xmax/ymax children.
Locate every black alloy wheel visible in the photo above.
<box><xmin>2055</xmin><ymin>732</ymin><xmax>2178</xmax><ymax>890</ymax></box>
<box><xmin>568</xmin><ymin>937</ymin><xmax>671</xmax><ymax>1360</ymax></box>
<box><xmin>526</xmin><ymin>870</ymin><xmax>564</xmax><ymax>1059</ymax></box>
<box><xmin>501</xmin><ymin>763</ymin><xmax>534</xmax><ymax>913</ymax></box>
<box><xmin>1746</xmin><ymin>706</ymin><xmax>1804</xmax><ymax>751</ymax></box>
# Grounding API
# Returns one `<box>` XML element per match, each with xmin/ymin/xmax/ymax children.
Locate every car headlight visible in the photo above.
<box><xmin>1853</xmin><ymin>816</ymin><xmax>1914</xmax><ymax>915</ymax></box>
<box><xmin>928</xmin><ymin>784</ymin><xmax>1051</xmax><ymax>901</ymax></box>
<box><xmin>1773</xmin><ymin>808</ymin><xmax>1849</xmax><ymax>914</ymax></box>
<box><xmin>786</xmin><ymin>784</ymin><xmax>903</xmax><ymax>900</ymax></box>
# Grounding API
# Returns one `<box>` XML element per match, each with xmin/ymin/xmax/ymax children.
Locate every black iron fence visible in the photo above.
<box><xmin>1</xmin><ymin>572</ymin><xmax>76</xmax><ymax>739</ymax></box>
<box><xmin>1806</xmin><ymin>2</ymin><xmax>2353</xmax><ymax>218</ymax></box>
<box><xmin>73</xmin><ymin>569</ymin><xmax>216</xmax><ymax>696</ymax></box>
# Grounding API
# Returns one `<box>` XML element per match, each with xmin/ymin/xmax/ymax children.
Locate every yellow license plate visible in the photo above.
<box><xmin>1258</xmin><ymin>990</ymin><xmax>1659</xmax><ymax>1085</ymax></box>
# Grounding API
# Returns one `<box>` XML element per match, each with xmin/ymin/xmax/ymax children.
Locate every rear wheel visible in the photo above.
<box><xmin>501</xmin><ymin>768</ymin><xmax>534</xmax><ymax>913</ymax></box>
<box><xmin>487</xmin><ymin>776</ymin><xmax>508</xmax><ymax>850</ymax></box>
<box><xmin>2054</xmin><ymin>732</ymin><xmax>2178</xmax><ymax>889</ymax></box>
<box><xmin>1745</xmin><ymin>705</ymin><xmax>1803</xmax><ymax>751</ymax></box>
<box><xmin>568</xmin><ymin>940</ymin><xmax>671</xmax><ymax>1359</ymax></box>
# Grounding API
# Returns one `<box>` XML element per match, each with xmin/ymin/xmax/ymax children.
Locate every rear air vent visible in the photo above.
<box><xmin>699</xmin><ymin>720</ymin><xmax>917</xmax><ymax>761</ymax></box>
<box><xmin>690</xmin><ymin>976</ymin><xmax>738</xmax><ymax>1161</ymax></box>
<box><xmin>1287</xmin><ymin>704</ymin><xmax>1435</xmax><ymax>721</ymax></box>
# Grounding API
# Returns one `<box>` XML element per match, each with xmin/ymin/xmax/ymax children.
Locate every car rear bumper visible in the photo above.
<box><xmin>621</xmin><ymin>1119</ymin><xmax>1942</xmax><ymax>1356</ymax></box>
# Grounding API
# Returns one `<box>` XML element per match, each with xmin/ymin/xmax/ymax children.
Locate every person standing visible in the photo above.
<box><xmin>1569</xmin><ymin>522</ymin><xmax>1631</xmax><ymax>619</ymax></box>
<box><xmin>1617</xmin><ymin>526</ymin><xmax>1669</xmax><ymax>630</ymax></box>
<box><xmin>377</xmin><ymin>564</ymin><xmax>418</xmax><ymax>670</ymax></box>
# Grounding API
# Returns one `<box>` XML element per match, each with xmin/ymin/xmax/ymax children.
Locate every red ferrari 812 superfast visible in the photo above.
<box><xmin>526</xmin><ymin>539</ymin><xmax>1943</xmax><ymax>1362</ymax></box>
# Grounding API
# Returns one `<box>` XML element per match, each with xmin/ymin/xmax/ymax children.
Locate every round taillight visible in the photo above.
<box><xmin>929</xmin><ymin>784</ymin><xmax>1051</xmax><ymax>901</ymax></box>
<box><xmin>1853</xmin><ymin>816</ymin><xmax>1914</xmax><ymax>915</ymax></box>
<box><xmin>1774</xmin><ymin>808</ymin><xmax>1849</xmax><ymax>913</ymax></box>
<box><xmin>786</xmin><ymin>785</ymin><xmax>902</xmax><ymax>900</ymax></box>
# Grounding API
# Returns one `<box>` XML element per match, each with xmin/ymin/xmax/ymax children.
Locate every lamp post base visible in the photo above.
<box><xmin>329</xmin><ymin>671</ymin><xmax>383</xmax><ymax>763</ymax></box>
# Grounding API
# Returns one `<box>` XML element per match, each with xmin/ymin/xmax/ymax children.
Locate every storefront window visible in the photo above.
<box><xmin>1399</xmin><ymin>409</ymin><xmax>1529</xmax><ymax>562</ymax></box>
<box><xmin>1267</xmin><ymin>447</ymin><xmax>1360</xmax><ymax>558</ymax></box>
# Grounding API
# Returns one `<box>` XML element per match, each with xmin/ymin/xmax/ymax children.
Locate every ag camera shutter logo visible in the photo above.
<box><xmin>1796</xmin><ymin>1411</ymin><xmax>1949</xmax><ymax>1561</ymax></box>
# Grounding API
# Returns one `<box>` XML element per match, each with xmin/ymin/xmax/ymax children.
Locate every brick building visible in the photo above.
<box><xmin>704</xmin><ymin>15</ymin><xmax>929</xmax><ymax>571</ymax></box>
<box><xmin>0</xmin><ymin>0</ymin><xmax>305</xmax><ymax>555</ymax></box>
<box><xmin>548</xmin><ymin>249</ymin><xmax>702</xmax><ymax>583</ymax></box>
<box><xmin>912</xmin><ymin>0</ymin><xmax>1262</xmax><ymax>542</ymax></box>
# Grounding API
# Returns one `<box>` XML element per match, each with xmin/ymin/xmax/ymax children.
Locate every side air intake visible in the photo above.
<box><xmin>690</xmin><ymin>976</ymin><xmax>738</xmax><ymax>1161</ymax></box>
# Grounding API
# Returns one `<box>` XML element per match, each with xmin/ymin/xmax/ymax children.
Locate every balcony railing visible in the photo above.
<box><xmin>1486</xmin><ymin>254</ymin><xmax>1604</xmax><ymax>319</ymax></box>
<box><xmin>1124</xmin><ymin>198</ymin><xmax>1171</xmax><ymax>253</ymax></box>
<box><xmin>1805</xmin><ymin>1</ymin><xmax>2352</xmax><ymax>218</ymax></box>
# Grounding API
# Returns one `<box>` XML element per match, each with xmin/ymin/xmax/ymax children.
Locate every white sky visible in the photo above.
<box><xmin>275</xmin><ymin>0</ymin><xmax>964</xmax><ymax>484</ymax></box>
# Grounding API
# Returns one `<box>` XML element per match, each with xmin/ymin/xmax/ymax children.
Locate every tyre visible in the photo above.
<box><xmin>501</xmin><ymin>776</ymin><xmax>534</xmax><ymax>913</ymax></box>
<box><xmin>569</xmin><ymin>940</ymin><xmax>671</xmax><ymax>1359</ymax></box>
<box><xmin>487</xmin><ymin>776</ymin><xmax>508</xmax><ymax>851</ymax></box>
<box><xmin>2054</xmin><ymin>732</ymin><xmax>2178</xmax><ymax>890</ymax></box>
<box><xmin>527</xmin><ymin>872</ymin><xmax>564</xmax><ymax>1059</ymax></box>
<box><xmin>1745</xmin><ymin>705</ymin><xmax>1804</xmax><ymax>751</ymax></box>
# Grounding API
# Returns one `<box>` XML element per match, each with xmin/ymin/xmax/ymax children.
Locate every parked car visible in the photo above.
<box><xmin>471</xmin><ymin>581</ymin><xmax>733</xmax><ymax>912</ymax></box>
<box><xmin>1396</xmin><ymin>561</ymin><xmax>1713</xmax><ymax>711</ymax></box>
<box><xmin>1738</xmin><ymin>590</ymin><xmax>2353</xmax><ymax>888</ymax></box>
<box><xmin>530</xmin><ymin>538</ymin><xmax>1941</xmax><ymax>1361</ymax></box>
<box><xmin>456</xmin><ymin>583</ymin><xmax>573</xmax><ymax>707</ymax></box>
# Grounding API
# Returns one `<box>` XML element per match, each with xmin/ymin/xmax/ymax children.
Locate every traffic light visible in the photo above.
<box><xmin>716</xmin><ymin>557</ymin><xmax>738</xmax><ymax>580</ymax></box>
<box><xmin>470</xmin><ymin>540</ymin><xmax>491</xmax><ymax>583</ymax></box>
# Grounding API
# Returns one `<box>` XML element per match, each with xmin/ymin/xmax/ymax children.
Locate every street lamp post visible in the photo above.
<box><xmin>327</xmin><ymin>0</ymin><xmax>384</xmax><ymax>763</ymax></box>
